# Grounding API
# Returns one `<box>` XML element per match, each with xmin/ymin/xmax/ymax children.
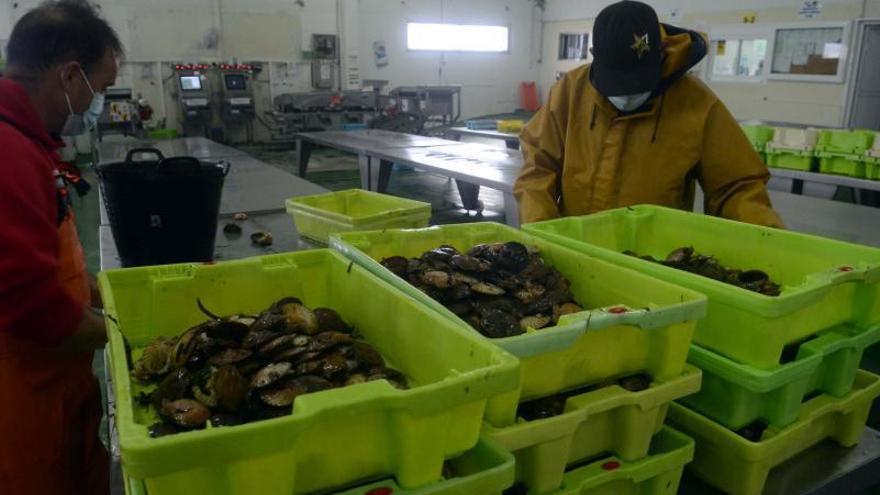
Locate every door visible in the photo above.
<box><xmin>848</xmin><ymin>23</ymin><xmax>880</xmax><ymax>130</ymax></box>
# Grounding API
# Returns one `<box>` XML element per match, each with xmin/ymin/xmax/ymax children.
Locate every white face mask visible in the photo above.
<box><xmin>607</xmin><ymin>91</ymin><xmax>652</xmax><ymax>112</ymax></box>
<box><xmin>61</xmin><ymin>67</ymin><xmax>105</xmax><ymax>136</ymax></box>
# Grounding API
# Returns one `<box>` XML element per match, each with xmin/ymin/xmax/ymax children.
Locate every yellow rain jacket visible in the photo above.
<box><xmin>515</xmin><ymin>25</ymin><xmax>783</xmax><ymax>227</ymax></box>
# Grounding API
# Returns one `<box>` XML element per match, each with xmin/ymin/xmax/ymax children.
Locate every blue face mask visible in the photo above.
<box><xmin>61</xmin><ymin>67</ymin><xmax>105</xmax><ymax>136</ymax></box>
<box><xmin>607</xmin><ymin>91</ymin><xmax>652</xmax><ymax>112</ymax></box>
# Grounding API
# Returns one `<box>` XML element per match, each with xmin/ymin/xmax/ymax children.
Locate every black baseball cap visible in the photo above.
<box><xmin>590</xmin><ymin>1</ymin><xmax>663</xmax><ymax>97</ymax></box>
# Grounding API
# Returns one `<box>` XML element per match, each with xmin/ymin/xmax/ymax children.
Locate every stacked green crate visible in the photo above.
<box><xmin>332</xmin><ymin>223</ymin><xmax>708</xmax><ymax>494</ymax></box>
<box><xmin>815</xmin><ymin>129</ymin><xmax>876</xmax><ymax>178</ymax></box>
<box><xmin>740</xmin><ymin>125</ymin><xmax>774</xmax><ymax>164</ymax></box>
<box><xmin>668</xmin><ymin>371</ymin><xmax>880</xmax><ymax>495</ymax></box>
<box><xmin>764</xmin><ymin>127</ymin><xmax>819</xmax><ymax>170</ymax></box>
<box><xmin>525</xmin><ymin>205</ymin><xmax>880</xmax><ymax>495</ymax></box>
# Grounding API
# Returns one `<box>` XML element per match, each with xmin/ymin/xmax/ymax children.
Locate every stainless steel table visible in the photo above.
<box><xmin>294</xmin><ymin>129</ymin><xmax>509</xmax><ymax>213</ymax></box>
<box><xmin>770</xmin><ymin>168</ymin><xmax>880</xmax><ymax>203</ymax></box>
<box><xmin>445</xmin><ymin>127</ymin><xmax>521</xmax><ymax>150</ymax></box>
<box><xmin>694</xmin><ymin>188</ymin><xmax>880</xmax><ymax>247</ymax></box>
<box><xmin>97</xmin><ymin>139</ymin><xmax>326</xmax><ymax>221</ymax></box>
<box><xmin>681</xmin><ymin>428</ymin><xmax>880</xmax><ymax>494</ymax></box>
<box><xmin>363</xmin><ymin>143</ymin><xmax>523</xmax><ymax>227</ymax></box>
<box><xmin>294</xmin><ymin>129</ymin><xmax>458</xmax><ymax>178</ymax></box>
<box><xmin>96</xmin><ymin>136</ymin><xmax>248</xmax><ymax>161</ymax></box>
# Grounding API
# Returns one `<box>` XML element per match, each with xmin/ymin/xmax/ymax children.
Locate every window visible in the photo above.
<box><xmin>406</xmin><ymin>23</ymin><xmax>509</xmax><ymax>52</ymax></box>
<box><xmin>710</xmin><ymin>38</ymin><xmax>768</xmax><ymax>80</ymax></box>
<box><xmin>558</xmin><ymin>33</ymin><xmax>589</xmax><ymax>60</ymax></box>
<box><xmin>769</xmin><ymin>24</ymin><xmax>849</xmax><ymax>82</ymax></box>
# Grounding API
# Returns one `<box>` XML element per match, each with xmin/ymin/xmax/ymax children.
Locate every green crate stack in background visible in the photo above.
<box><xmin>524</xmin><ymin>205</ymin><xmax>880</xmax><ymax>495</ymax></box>
<box><xmin>815</xmin><ymin>129</ymin><xmax>876</xmax><ymax>178</ymax></box>
<box><xmin>740</xmin><ymin>125</ymin><xmax>774</xmax><ymax>164</ymax></box>
<box><xmin>765</xmin><ymin>127</ymin><xmax>819</xmax><ymax>171</ymax></box>
<box><xmin>865</xmin><ymin>132</ymin><xmax>880</xmax><ymax>180</ymax></box>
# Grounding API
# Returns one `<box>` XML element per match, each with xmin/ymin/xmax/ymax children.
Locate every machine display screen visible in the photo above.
<box><xmin>180</xmin><ymin>76</ymin><xmax>202</xmax><ymax>91</ymax></box>
<box><xmin>225</xmin><ymin>74</ymin><xmax>246</xmax><ymax>91</ymax></box>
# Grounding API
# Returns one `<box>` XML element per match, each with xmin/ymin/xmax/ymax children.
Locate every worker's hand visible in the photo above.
<box><xmin>88</xmin><ymin>274</ymin><xmax>103</xmax><ymax>309</ymax></box>
<box><xmin>54</xmin><ymin>307</ymin><xmax>108</xmax><ymax>352</ymax></box>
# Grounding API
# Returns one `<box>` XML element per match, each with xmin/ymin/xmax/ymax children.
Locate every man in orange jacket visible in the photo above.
<box><xmin>514</xmin><ymin>1</ymin><xmax>783</xmax><ymax>227</ymax></box>
<box><xmin>0</xmin><ymin>2</ymin><xmax>122</xmax><ymax>493</ymax></box>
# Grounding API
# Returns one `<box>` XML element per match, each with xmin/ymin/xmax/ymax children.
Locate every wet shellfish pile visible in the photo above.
<box><xmin>380</xmin><ymin>242</ymin><xmax>584</xmax><ymax>339</ymax></box>
<box><xmin>130</xmin><ymin>297</ymin><xmax>406</xmax><ymax>437</ymax></box>
<box><xmin>624</xmin><ymin>246</ymin><xmax>782</xmax><ymax>296</ymax></box>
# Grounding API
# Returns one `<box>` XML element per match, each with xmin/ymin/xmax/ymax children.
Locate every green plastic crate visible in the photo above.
<box><xmin>483</xmin><ymin>366</ymin><xmax>700</xmax><ymax>494</ymax></box>
<box><xmin>553</xmin><ymin>426</ymin><xmax>694</xmax><ymax>495</ymax></box>
<box><xmin>818</xmin><ymin>152</ymin><xmax>867</xmax><ymax>178</ymax></box>
<box><xmin>765</xmin><ymin>150</ymin><xmax>814</xmax><ymax>171</ymax></box>
<box><xmin>863</xmin><ymin>150</ymin><xmax>880</xmax><ymax>180</ymax></box>
<box><xmin>99</xmin><ymin>249</ymin><xmax>519</xmax><ymax>495</ymax></box>
<box><xmin>523</xmin><ymin>205</ymin><xmax>880</xmax><ymax>369</ymax></box>
<box><xmin>286</xmin><ymin>189</ymin><xmax>431</xmax><ymax>244</ymax></box>
<box><xmin>126</xmin><ymin>438</ymin><xmax>515</xmax><ymax>495</ymax></box>
<box><xmin>331</xmin><ymin>223</ymin><xmax>707</xmax><ymax>427</ymax></box>
<box><xmin>740</xmin><ymin>125</ymin><xmax>774</xmax><ymax>153</ymax></box>
<box><xmin>667</xmin><ymin>369</ymin><xmax>880</xmax><ymax>495</ymax></box>
<box><xmin>147</xmin><ymin>128</ymin><xmax>179</xmax><ymax>140</ymax></box>
<box><xmin>681</xmin><ymin>323</ymin><xmax>880</xmax><ymax>430</ymax></box>
<box><xmin>816</xmin><ymin>129</ymin><xmax>876</xmax><ymax>155</ymax></box>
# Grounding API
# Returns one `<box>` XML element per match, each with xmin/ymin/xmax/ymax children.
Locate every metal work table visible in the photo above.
<box><xmin>363</xmin><ymin>143</ymin><xmax>523</xmax><ymax>226</ymax></box>
<box><xmin>445</xmin><ymin>127</ymin><xmax>521</xmax><ymax>150</ymax></box>
<box><xmin>99</xmin><ymin>211</ymin><xmax>317</xmax><ymax>270</ymax></box>
<box><xmin>771</xmin><ymin>168</ymin><xmax>880</xmax><ymax>196</ymax></box>
<box><xmin>681</xmin><ymin>428</ymin><xmax>880</xmax><ymax>494</ymax></box>
<box><xmin>294</xmin><ymin>129</ymin><xmax>516</xmax><ymax>215</ymax></box>
<box><xmin>97</xmin><ymin>139</ymin><xmax>325</xmax><ymax>220</ymax></box>
<box><xmin>294</xmin><ymin>129</ymin><xmax>459</xmax><ymax>177</ymax></box>
<box><xmin>96</xmin><ymin>136</ymin><xmax>248</xmax><ymax>161</ymax></box>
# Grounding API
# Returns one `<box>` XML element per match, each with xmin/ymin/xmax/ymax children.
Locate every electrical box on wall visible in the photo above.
<box><xmin>312</xmin><ymin>34</ymin><xmax>338</xmax><ymax>59</ymax></box>
<box><xmin>311</xmin><ymin>60</ymin><xmax>336</xmax><ymax>89</ymax></box>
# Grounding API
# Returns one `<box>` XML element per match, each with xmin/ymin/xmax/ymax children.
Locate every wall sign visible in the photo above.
<box><xmin>798</xmin><ymin>1</ymin><xmax>823</xmax><ymax>19</ymax></box>
<box><xmin>373</xmin><ymin>41</ymin><xmax>388</xmax><ymax>68</ymax></box>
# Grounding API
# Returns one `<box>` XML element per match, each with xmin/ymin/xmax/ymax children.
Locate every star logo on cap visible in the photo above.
<box><xmin>630</xmin><ymin>33</ymin><xmax>650</xmax><ymax>59</ymax></box>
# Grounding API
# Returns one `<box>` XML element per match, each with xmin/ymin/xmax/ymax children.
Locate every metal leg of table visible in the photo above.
<box><xmin>503</xmin><ymin>192</ymin><xmax>520</xmax><ymax>228</ymax></box>
<box><xmin>296</xmin><ymin>139</ymin><xmax>313</xmax><ymax>178</ymax></box>
<box><xmin>358</xmin><ymin>154</ymin><xmax>371</xmax><ymax>190</ymax></box>
<box><xmin>455</xmin><ymin>180</ymin><xmax>483</xmax><ymax>212</ymax></box>
<box><xmin>371</xmin><ymin>159</ymin><xmax>393</xmax><ymax>193</ymax></box>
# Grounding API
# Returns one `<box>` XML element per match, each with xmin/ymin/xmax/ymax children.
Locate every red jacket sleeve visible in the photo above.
<box><xmin>0</xmin><ymin>126</ymin><xmax>83</xmax><ymax>345</ymax></box>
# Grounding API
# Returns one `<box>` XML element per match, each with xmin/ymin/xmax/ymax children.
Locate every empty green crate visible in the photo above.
<box><xmin>818</xmin><ymin>152</ymin><xmax>866</xmax><ymax>178</ymax></box>
<box><xmin>286</xmin><ymin>189</ymin><xmax>431</xmax><ymax>244</ymax></box>
<box><xmin>667</xmin><ymin>370</ymin><xmax>880</xmax><ymax>495</ymax></box>
<box><xmin>126</xmin><ymin>437</ymin><xmax>515</xmax><ymax>495</ymax></box>
<box><xmin>765</xmin><ymin>150</ymin><xmax>814</xmax><ymax>171</ymax></box>
<box><xmin>99</xmin><ymin>249</ymin><xmax>519</xmax><ymax>495</ymax></box>
<box><xmin>740</xmin><ymin>125</ymin><xmax>774</xmax><ymax>153</ymax></box>
<box><xmin>681</xmin><ymin>323</ymin><xmax>880</xmax><ymax>430</ymax></box>
<box><xmin>331</xmin><ymin>223</ymin><xmax>706</xmax><ymax>427</ymax></box>
<box><xmin>553</xmin><ymin>426</ymin><xmax>694</xmax><ymax>495</ymax></box>
<box><xmin>483</xmin><ymin>366</ymin><xmax>701</xmax><ymax>494</ymax></box>
<box><xmin>816</xmin><ymin>129</ymin><xmax>876</xmax><ymax>155</ymax></box>
<box><xmin>523</xmin><ymin>205</ymin><xmax>880</xmax><ymax>369</ymax></box>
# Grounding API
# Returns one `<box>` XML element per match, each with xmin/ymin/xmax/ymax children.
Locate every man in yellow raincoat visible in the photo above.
<box><xmin>514</xmin><ymin>0</ymin><xmax>783</xmax><ymax>227</ymax></box>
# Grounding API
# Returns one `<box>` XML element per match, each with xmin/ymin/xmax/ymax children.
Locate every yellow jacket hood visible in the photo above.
<box><xmin>514</xmin><ymin>24</ymin><xmax>782</xmax><ymax>228</ymax></box>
